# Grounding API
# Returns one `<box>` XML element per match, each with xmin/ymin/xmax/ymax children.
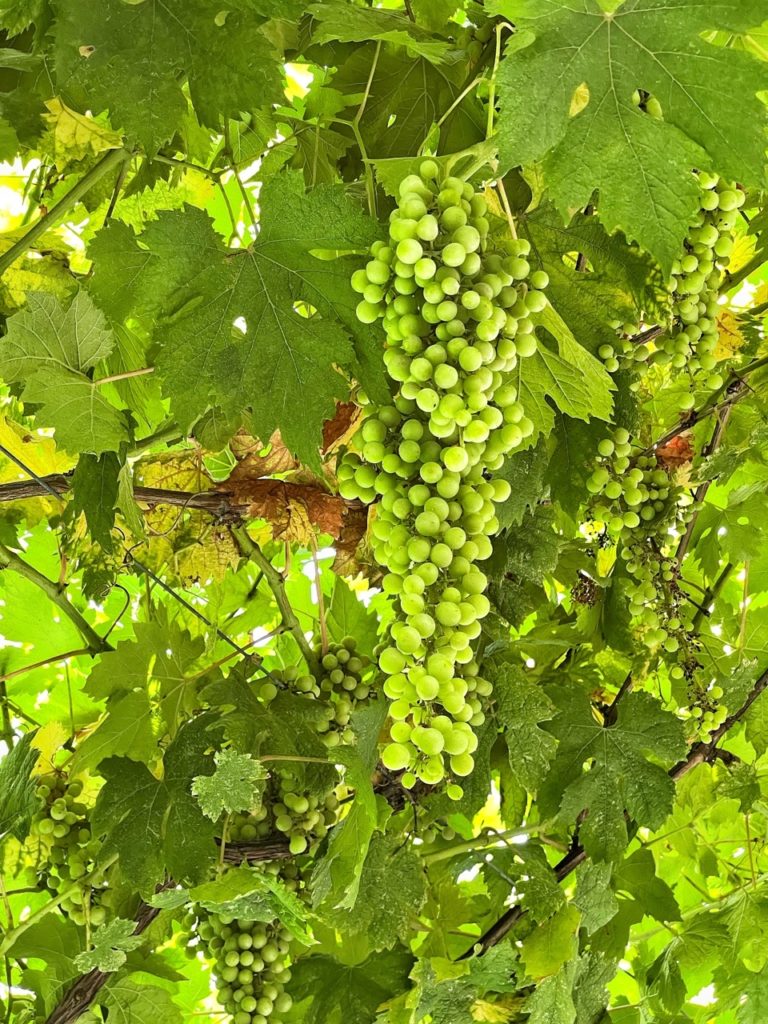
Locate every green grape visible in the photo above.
<box><xmin>191</xmin><ymin>907</ymin><xmax>294</xmax><ymax>1024</ymax></box>
<box><xmin>608</xmin><ymin>176</ymin><xmax>744</xmax><ymax>405</ymax></box>
<box><xmin>29</xmin><ymin>772</ymin><xmax>107</xmax><ymax>926</ymax></box>
<box><xmin>343</xmin><ymin>165</ymin><xmax>547</xmax><ymax>794</ymax></box>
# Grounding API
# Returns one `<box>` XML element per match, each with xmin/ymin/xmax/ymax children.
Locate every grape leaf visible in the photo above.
<box><xmin>286</xmin><ymin>950</ymin><xmax>412</xmax><ymax>1024</ymax></box>
<box><xmin>87</xmin><ymin>173</ymin><xmax>383</xmax><ymax>469</ymax></box>
<box><xmin>327</xmin><ymin>577</ymin><xmax>379</xmax><ymax>657</ymax></box>
<box><xmin>73</xmin><ymin>918</ymin><xmax>143</xmax><ymax>974</ymax></box>
<box><xmin>522</xmin><ymin>905</ymin><xmax>581</xmax><ymax>980</ymax></box>
<box><xmin>524</xmin><ymin>958</ymin><xmax>576</xmax><ymax>1024</ymax></box>
<box><xmin>492</xmin><ymin>0</ymin><xmax>768</xmax><ymax>271</ymax></box>
<box><xmin>189</xmin><ymin>866</ymin><xmax>313</xmax><ymax>944</ymax></box>
<box><xmin>92</xmin><ymin>717</ymin><xmax>218</xmax><ymax>893</ymax></box>
<box><xmin>70</xmin><ymin>689</ymin><xmax>157</xmax><ymax>773</ymax></box>
<box><xmin>100</xmin><ymin>978</ymin><xmax>183</xmax><ymax>1024</ymax></box>
<box><xmin>0</xmin><ymin>291</ymin><xmax>129</xmax><ymax>454</ymax></box>
<box><xmin>573</xmin><ymin>862</ymin><xmax>619</xmax><ymax>935</ymax></box>
<box><xmin>307</xmin><ymin>2</ymin><xmax>453</xmax><ymax>63</ymax></box>
<box><xmin>320</xmin><ymin>834</ymin><xmax>427</xmax><ymax>951</ymax></box>
<box><xmin>493</xmin><ymin>663</ymin><xmax>557</xmax><ymax>792</ymax></box>
<box><xmin>311</xmin><ymin>701</ymin><xmax>387</xmax><ymax>911</ymax></box>
<box><xmin>541</xmin><ymin>689</ymin><xmax>686</xmax><ymax>860</ymax></box>
<box><xmin>739</xmin><ymin>966</ymin><xmax>768</xmax><ymax>1024</ymax></box>
<box><xmin>0</xmin><ymin>733</ymin><xmax>40</xmax><ymax>843</ymax></box>
<box><xmin>191</xmin><ymin>749</ymin><xmax>268</xmax><ymax>821</ymax></box>
<box><xmin>71</xmin><ymin>452</ymin><xmax>120</xmax><ymax>550</ymax></box>
<box><xmin>53</xmin><ymin>0</ymin><xmax>283</xmax><ymax>153</ymax></box>
<box><xmin>612</xmin><ymin>849</ymin><xmax>680</xmax><ymax>923</ymax></box>
<box><xmin>331</xmin><ymin>46</ymin><xmax>484</xmax><ymax>160</ymax></box>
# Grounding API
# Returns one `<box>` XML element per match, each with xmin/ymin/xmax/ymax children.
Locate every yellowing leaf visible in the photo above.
<box><xmin>31</xmin><ymin>721</ymin><xmax>70</xmax><ymax>773</ymax></box>
<box><xmin>43</xmin><ymin>98</ymin><xmax>123</xmax><ymax>162</ymax></box>
<box><xmin>727</xmin><ymin>232</ymin><xmax>757</xmax><ymax>278</ymax></box>
<box><xmin>521</xmin><ymin>904</ymin><xmax>581</xmax><ymax>980</ymax></box>
<box><xmin>472</xmin><ymin>998</ymin><xmax>517</xmax><ymax>1023</ymax></box>
<box><xmin>0</xmin><ymin>416</ymin><xmax>74</xmax><ymax>481</ymax></box>
<box><xmin>715</xmin><ymin>306</ymin><xmax>746</xmax><ymax>360</ymax></box>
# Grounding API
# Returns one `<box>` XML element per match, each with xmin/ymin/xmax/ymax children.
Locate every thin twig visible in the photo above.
<box><xmin>232</xmin><ymin>526</ymin><xmax>321</xmax><ymax>677</ymax></box>
<box><xmin>0</xmin><ymin>149</ymin><xmax>130</xmax><ymax>278</ymax></box>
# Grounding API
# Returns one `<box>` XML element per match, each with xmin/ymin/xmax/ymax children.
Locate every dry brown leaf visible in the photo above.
<box><xmin>322</xmin><ymin>401</ymin><xmax>362</xmax><ymax>452</ymax></box>
<box><xmin>230</xmin><ymin>430</ymin><xmax>300</xmax><ymax>477</ymax></box>
<box><xmin>331</xmin><ymin>504</ymin><xmax>369</xmax><ymax>576</ymax></box>
<box><xmin>656</xmin><ymin>433</ymin><xmax>694</xmax><ymax>470</ymax></box>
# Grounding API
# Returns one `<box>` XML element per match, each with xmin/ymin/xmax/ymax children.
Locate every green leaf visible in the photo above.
<box><xmin>5</xmin><ymin>916</ymin><xmax>83</xmax><ymax>979</ymax></box>
<box><xmin>92</xmin><ymin>717</ymin><xmax>218</xmax><ymax>894</ymax></box>
<box><xmin>88</xmin><ymin>175</ymin><xmax>383</xmax><ymax>468</ymax></box>
<box><xmin>327</xmin><ymin>577</ymin><xmax>379</xmax><ymax>657</ymax></box>
<box><xmin>0</xmin><ymin>733</ymin><xmax>40</xmax><ymax>843</ymax></box>
<box><xmin>739</xmin><ymin>965</ymin><xmax>768</xmax><ymax>1024</ymax></box>
<box><xmin>612</xmin><ymin>849</ymin><xmax>680</xmax><ymax>923</ymax></box>
<box><xmin>493</xmin><ymin>0</ymin><xmax>768</xmax><ymax>270</ymax></box>
<box><xmin>191</xmin><ymin>749</ymin><xmax>268</xmax><ymax>821</ymax></box>
<box><xmin>524</xmin><ymin>958</ymin><xmax>576</xmax><ymax>1024</ymax></box>
<box><xmin>493</xmin><ymin>663</ymin><xmax>557</xmax><ymax>792</ymax></box>
<box><xmin>0</xmin><ymin>291</ymin><xmax>129</xmax><ymax>455</ymax></box>
<box><xmin>320</xmin><ymin>834</ymin><xmax>427</xmax><ymax>951</ymax></box>
<box><xmin>541</xmin><ymin>690</ymin><xmax>686</xmax><ymax>860</ymax></box>
<box><xmin>71</xmin><ymin>452</ymin><xmax>120</xmax><ymax>550</ymax></box>
<box><xmin>54</xmin><ymin>0</ymin><xmax>283</xmax><ymax>153</ymax></box>
<box><xmin>70</xmin><ymin>689</ymin><xmax>157</xmax><ymax>773</ymax></box>
<box><xmin>522</xmin><ymin>905</ymin><xmax>581</xmax><ymax>980</ymax></box>
<box><xmin>100</xmin><ymin>977</ymin><xmax>183</xmax><ymax>1024</ymax></box>
<box><xmin>496</xmin><ymin>441</ymin><xmax>551</xmax><ymax>529</ymax></box>
<box><xmin>287</xmin><ymin>950</ymin><xmax>412</xmax><ymax>1024</ymax></box>
<box><xmin>307</xmin><ymin>2</ymin><xmax>452</xmax><ymax>63</ymax></box>
<box><xmin>311</xmin><ymin>701</ymin><xmax>387</xmax><ymax>911</ymax></box>
<box><xmin>73</xmin><ymin>918</ymin><xmax>143</xmax><ymax>973</ymax></box>
<box><xmin>189</xmin><ymin>866</ymin><xmax>313</xmax><ymax>944</ymax></box>
<box><xmin>573</xmin><ymin>862</ymin><xmax>619</xmax><ymax>935</ymax></box>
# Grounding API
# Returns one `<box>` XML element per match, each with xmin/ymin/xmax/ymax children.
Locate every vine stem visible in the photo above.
<box><xmin>0</xmin><ymin>148</ymin><xmax>130</xmax><ymax>278</ymax></box>
<box><xmin>231</xmin><ymin>526</ymin><xmax>321</xmax><ymax>677</ymax></box>
<box><xmin>485</xmin><ymin>22</ymin><xmax>505</xmax><ymax>139</ymax></box>
<box><xmin>0</xmin><ymin>648</ymin><xmax>91</xmax><ymax>684</ymax></box>
<box><xmin>0</xmin><ymin>545</ymin><xmax>111</xmax><ymax>654</ymax></box>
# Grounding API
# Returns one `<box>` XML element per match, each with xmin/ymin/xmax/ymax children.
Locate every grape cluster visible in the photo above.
<box><xmin>186</xmin><ymin>908</ymin><xmax>293</xmax><ymax>1024</ymax></box>
<box><xmin>600</xmin><ymin>176</ymin><xmax>744</xmax><ymax>406</ymax></box>
<box><xmin>288</xmin><ymin>638</ymin><xmax>373</xmax><ymax>747</ymax></box>
<box><xmin>586</xmin><ymin>429</ymin><xmax>695</xmax><ymax>650</ymax></box>
<box><xmin>342</xmin><ymin>161</ymin><xmax>544</xmax><ymax>791</ymax></box>
<box><xmin>29</xmin><ymin>774</ymin><xmax>107</xmax><ymax>927</ymax></box>
<box><xmin>229</xmin><ymin>783</ymin><xmax>338</xmax><ymax>858</ymax></box>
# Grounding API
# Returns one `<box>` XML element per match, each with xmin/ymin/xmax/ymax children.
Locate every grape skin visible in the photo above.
<box><xmin>343</xmin><ymin>163</ymin><xmax>547</xmax><ymax>794</ymax></box>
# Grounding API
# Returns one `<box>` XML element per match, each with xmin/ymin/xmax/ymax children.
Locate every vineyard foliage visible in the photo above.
<box><xmin>1</xmin><ymin>2</ymin><xmax>768</xmax><ymax>1023</ymax></box>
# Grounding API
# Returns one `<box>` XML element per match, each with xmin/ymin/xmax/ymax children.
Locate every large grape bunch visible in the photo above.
<box><xmin>28</xmin><ymin>773</ymin><xmax>107</xmax><ymax>927</ymax></box>
<box><xmin>601</xmin><ymin>175</ymin><xmax>745</xmax><ymax>405</ymax></box>
<box><xmin>341</xmin><ymin>161</ymin><xmax>547</xmax><ymax>793</ymax></box>
<box><xmin>186</xmin><ymin>907</ymin><xmax>293</xmax><ymax>1024</ymax></box>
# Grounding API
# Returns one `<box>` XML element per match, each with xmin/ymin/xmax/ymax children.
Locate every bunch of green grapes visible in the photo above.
<box><xmin>28</xmin><ymin>774</ymin><xmax>107</xmax><ymax>927</ymax></box>
<box><xmin>185</xmin><ymin>908</ymin><xmax>294</xmax><ymax>1024</ymax></box>
<box><xmin>601</xmin><ymin>176</ymin><xmax>744</xmax><ymax>404</ymax></box>
<box><xmin>228</xmin><ymin>783</ymin><xmax>338</xmax><ymax>858</ymax></box>
<box><xmin>686</xmin><ymin>677</ymin><xmax>728</xmax><ymax>739</ymax></box>
<box><xmin>341</xmin><ymin>161</ymin><xmax>545</xmax><ymax>793</ymax></box>
<box><xmin>586</xmin><ymin>429</ymin><xmax>695</xmax><ymax>650</ymax></box>
<box><xmin>285</xmin><ymin>639</ymin><xmax>373</xmax><ymax>746</ymax></box>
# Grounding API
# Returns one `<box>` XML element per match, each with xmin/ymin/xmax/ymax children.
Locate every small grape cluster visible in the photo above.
<box><xmin>686</xmin><ymin>679</ymin><xmax>727</xmax><ymax>738</ymax></box>
<box><xmin>186</xmin><ymin>908</ymin><xmax>293</xmax><ymax>1024</ymax></box>
<box><xmin>343</xmin><ymin>161</ymin><xmax>546</xmax><ymax>792</ymax></box>
<box><xmin>586</xmin><ymin>429</ymin><xmax>695</xmax><ymax>649</ymax></box>
<box><xmin>289</xmin><ymin>638</ymin><xmax>373</xmax><ymax>747</ymax></box>
<box><xmin>29</xmin><ymin>774</ymin><xmax>107</xmax><ymax>927</ymax></box>
<box><xmin>228</xmin><ymin>783</ymin><xmax>338</xmax><ymax>858</ymax></box>
<box><xmin>599</xmin><ymin>176</ymin><xmax>744</xmax><ymax>406</ymax></box>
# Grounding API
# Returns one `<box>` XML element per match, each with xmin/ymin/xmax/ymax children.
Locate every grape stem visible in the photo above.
<box><xmin>232</xmin><ymin>526</ymin><xmax>322</xmax><ymax>677</ymax></box>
